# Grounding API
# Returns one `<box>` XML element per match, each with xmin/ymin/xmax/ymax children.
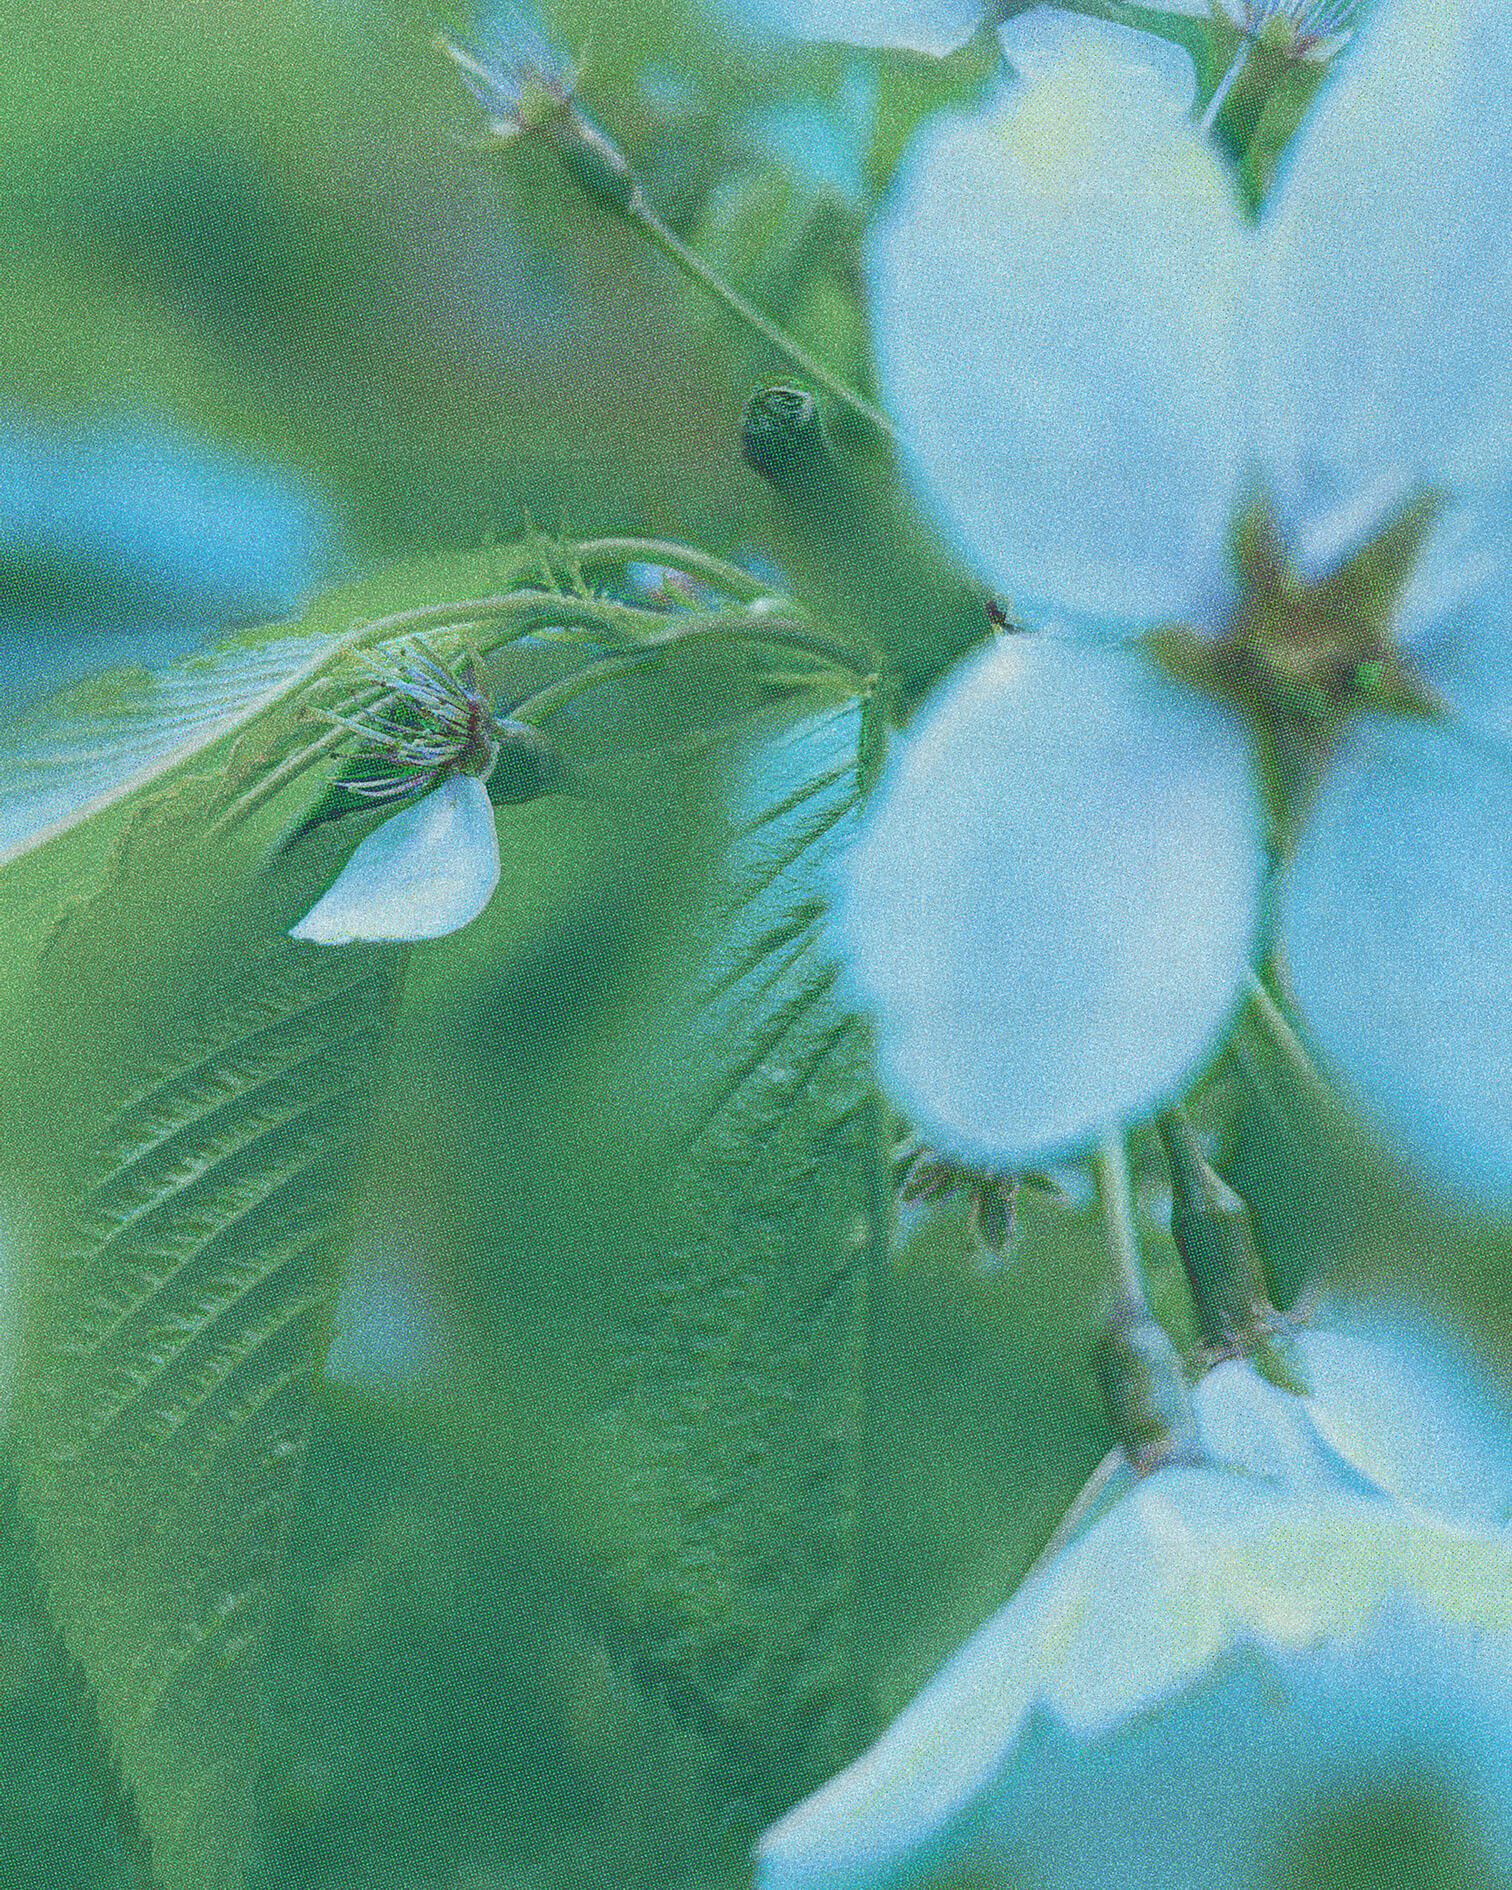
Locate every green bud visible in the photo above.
<box><xmin>1156</xmin><ymin>1110</ymin><xmax>1311</xmax><ymax>1397</ymax></box>
<box><xmin>740</xmin><ymin>383</ymin><xmax>997</xmax><ymax>705</ymax></box>
<box><xmin>1095</xmin><ymin>1299</ymin><xmax>1203</xmax><ymax>1477</ymax></box>
<box><xmin>741</xmin><ymin>384</ymin><xmax>839</xmax><ymax>495</ymax></box>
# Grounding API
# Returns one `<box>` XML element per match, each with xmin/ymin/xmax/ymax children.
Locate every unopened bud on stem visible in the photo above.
<box><xmin>1095</xmin><ymin>1297</ymin><xmax>1203</xmax><ymax>1477</ymax></box>
<box><xmin>1157</xmin><ymin>1109</ymin><xmax>1310</xmax><ymax>1396</ymax></box>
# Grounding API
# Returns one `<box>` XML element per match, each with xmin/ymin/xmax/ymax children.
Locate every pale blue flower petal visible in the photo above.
<box><xmin>727</xmin><ymin>0</ymin><xmax>984</xmax><ymax>54</ymax></box>
<box><xmin>963</xmin><ymin>1602</ymin><xmax>1512</xmax><ymax>1890</ymax></box>
<box><xmin>1195</xmin><ymin>1316</ymin><xmax>1512</xmax><ymax>1532</ymax></box>
<box><xmin>1192</xmin><ymin>1355</ymin><xmax>1398</xmax><ymax>1506</ymax></box>
<box><xmin>835</xmin><ymin>638</ymin><xmax>1264</xmax><ymax>1166</ymax></box>
<box><xmin>867</xmin><ymin>50</ymin><xmax>1248</xmax><ymax>630</ymax></box>
<box><xmin>1281</xmin><ymin>714</ymin><xmax>1512</xmax><ymax>1203</ymax></box>
<box><xmin>1394</xmin><ymin>495</ymin><xmax>1512</xmax><ymax>753</ymax></box>
<box><xmin>755</xmin><ymin>1461</ymin><xmax>1512</xmax><ymax>1890</ymax></box>
<box><xmin>290</xmin><ymin>773</ymin><xmax>500</xmax><ymax>945</ymax></box>
<box><xmin>998</xmin><ymin>6</ymin><xmax>1196</xmax><ymax>113</ymax></box>
<box><xmin>1260</xmin><ymin>0</ymin><xmax>1512</xmax><ymax>536</ymax></box>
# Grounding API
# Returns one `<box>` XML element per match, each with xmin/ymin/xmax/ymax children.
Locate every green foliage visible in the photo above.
<box><xmin>3</xmin><ymin>767</ymin><xmax>404</xmax><ymax>1890</ymax></box>
<box><xmin>587</xmin><ymin>697</ymin><xmax>889</xmax><ymax>1812</ymax></box>
<box><xmin>0</xmin><ymin>531</ymin><xmax>890</xmax><ymax>1883</ymax></box>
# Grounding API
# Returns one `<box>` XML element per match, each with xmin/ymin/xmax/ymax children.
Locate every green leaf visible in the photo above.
<box><xmin>0</xmin><ymin>538</ymin><xmax>873</xmax><ymax>1876</ymax></box>
<box><xmin>2</xmin><ymin>786</ymin><xmax>405</xmax><ymax>1890</ymax></box>
<box><xmin>0</xmin><ymin>541</ymin><xmax>558</xmax><ymax>877</ymax></box>
<box><xmin>590</xmin><ymin>693</ymin><xmax>890</xmax><ymax>1811</ymax></box>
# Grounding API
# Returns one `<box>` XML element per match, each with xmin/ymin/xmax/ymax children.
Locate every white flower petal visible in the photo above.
<box><xmin>756</xmin><ymin>1462</ymin><xmax>1512</xmax><ymax>1890</ymax></box>
<box><xmin>1261</xmin><ymin>0</ymin><xmax>1512</xmax><ymax>527</ymax></box>
<box><xmin>964</xmin><ymin>1602</ymin><xmax>1512</xmax><ymax>1890</ymax></box>
<box><xmin>998</xmin><ymin>6</ymin><xmax>1197</xmax><ymax>113</ymax></box>
<box><xmin>1395</xmin><ymin>496</ymin><xmax>1512</xmax><ymax>753</ymax></box>
<box><xmin>835</xmin><ymin>638</ymin><xmax>1264</xmax><ymax>1166</ymax></box>
<box><xmin>867</xmin><ymin>50</ymin><xmax>1248</xmax><ymax>630</ymax></box>
<box><xmin>1195</xmin><ymin>1315</ymin><xmax>1512</xmax><ymax>1532</ymax></box>
<box><xmin>290</xmin><ymin>773</ymin><xmax>501</xmax><ymax>945</ymax></box>
<box><xmin>1282</xmin><ymin>714</ymin><xmax>1512</xmax><ymax>1203</ymax></box>
<box><xmin>729</xmin><ymin>0</ymin><xmax>984</xmax><ymax>53</ymax></box>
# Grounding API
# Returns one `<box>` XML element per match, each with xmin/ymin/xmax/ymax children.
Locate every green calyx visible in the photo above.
<box><xmin>1095</xmin><ymin>1299</ymin><xmax>1204</xmax><ymax>1477</ymax></box>
<box><xmin>1145</xmin><ymin>487</ymin><xmax>1450</xmax><ymax>835</ymax></box>
<box><xmin>1156</xmin><ymin>1109</ymin><xmax>1311</xmax><ymax>1397</ymax></box>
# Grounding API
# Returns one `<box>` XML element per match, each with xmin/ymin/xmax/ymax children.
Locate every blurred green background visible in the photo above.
<box><xmin>4</xmin><ymin>1</ymin><xmax>1512</xmax><ymax>1886</ymax></box>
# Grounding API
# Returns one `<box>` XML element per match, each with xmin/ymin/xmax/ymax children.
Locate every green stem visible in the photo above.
<box><xmin>212</xmin><ymin>723</ymin><xmax>351</xmax><ymax>834</ymax></box>
<box><xmin>640</xmin><ymin>613</ymin><xmax>873</xmax><ymax>677</ymax></box>
<box><xmin>627</xmin><ymin>195</ymin><xmax>898</xmax><ymax>443</ymax></box>
<box><xmin>1199</xmin><ymin>39</ymin><xmax>1249</xmax><ymax>131</ymax></box>
<box><xmin>1246</xmin><ymin>973</ymin><xmax>1330</xmax><ymax>1103</ymax></box>
<box><xmin>506</xmin><ymin>651</ymin><xmax>659</xmax><ymax>726</ymax></box>
<box><xmin>571</xmin><ymin>537</ymin><xmax>777</xmax><ymax>603</ymax></box>
<box><xmin>508</xmin><ymin>613</ymin><xmax>875</xmax><ymax>727</ymax></box>
<box><xmin>1092</xmin><ymin>1130</ymin><xmax>1149</xmax><ymax>1311</ymax></box>
<box><xmin>1092</xmin><ymin>1129</ymin><xmax>1203</xmax><ymax>1474</ymax></box>
<box><xmin>364</xmin><ymin>588</ymin><xmax>660</xmax><ymax>653</ymax></box>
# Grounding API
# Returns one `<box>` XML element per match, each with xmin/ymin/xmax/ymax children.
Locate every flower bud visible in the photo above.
<box><xmin>1157</xmin><ymin>1110</ymin><xmax>1310</xmax><ymax>1395</ymax></box>
<box><xmin>1095</xmin><ymin>1298</ymin><xmax>1203</xmax><ymax>1476</ymax></box>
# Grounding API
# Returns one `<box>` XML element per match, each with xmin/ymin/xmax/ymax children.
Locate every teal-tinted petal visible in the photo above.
<box><xmin>755</xmin><ymin>1462</ymin><xmax>1512</xmax><ymax>1890</ymax></box>
<box><xmin>835</xmin><ymin>638</ymin><xmax>1264</xmax><ymax>1166</ymax></box>
<box><xmin>1281</xmin><ymin>715</ymin><xmax>1512</xmax><ymax>1203</ymax></box>
<box><xmin>866</xmin><ymin>49</ymin><xmax>1248</xmax><ymax>629</ymax></box>
<box><xmin>962</xmin><ymin>1602</ymin><xmax>1512</xmax><ymax>1890</ymax></box>
<box><xmin>1195</xmin><ymin>1315</ymin><xmax>1512</xmax><ymax>1531</ymax></box>
<box><xmin>290</xmin><ymin>773</ymin><xmax>501</xmax><ymax>945</ymax></box>
<box><xmin>1192</xmin><ymin>1353</ymin><xmax>1397</xmax><ymax>1505</ymax></box>
<box><xmin>998</xmin><ymin>6</ymin><xmax>1197</xmax><ymax>112</ymax></box>
<box><xmin>1394</xmin><ymin>497</ymin><xmax>1512</xmax><ymax>753</ymax></box>
<box><xmin>1261</xmin><ymin>0</ymin><xmax>1512</xmax><ymax>535</ymax></box>
<box><xmin>729</xmin><ymin>0</ymin><xmax>984</xmax><ymax>53</ymax></box>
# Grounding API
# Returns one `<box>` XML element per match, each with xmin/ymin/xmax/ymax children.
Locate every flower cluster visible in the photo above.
<box><xmin>825</xmin><ymin>0</ymin><xmax>1512</xmax><ymax>1204</ymax></box>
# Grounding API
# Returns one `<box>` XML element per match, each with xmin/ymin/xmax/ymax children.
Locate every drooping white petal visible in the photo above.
<box><xmin>1195</xmin><ymin>1314</ymin><xmax>1512</xmax><ymax>1533</ymax></box>
<box><xmin>998</xmin><ymin>6</ymin><xmax>1197</xmax><ymax>113</ymax></box>
<box><xmin>1282</xmin><ymin>714</ymin><xmax>1512</xmax><ymax>1203</ymax></box>
<box><xmin>756</xmin><ymin>1460</ymin><xmax>1512</xmax><ymax>1890</ymax></box>
<box><xmin>727</xmin><ymin>0</ymin><xmax>984</xmax><ymax>54</ymax></box>
<box><xmin>290</xmin><ymin>773</ymin><xmax>500</xmax><ymax>945</ymax></box>
<box><xmin>835</xmin><ymin>638</ymin><xmax>1264</xmax><ymax>1166</ymax></box>
<box><xmin>867</xmin><ymin>45</ymin><xmax>1248</xmax><ymax>631</ymax></box>
<box><xmin>1260</xmin><ymin>0</ymin><xmax>1512</xmax><ymax>535</ymax></box>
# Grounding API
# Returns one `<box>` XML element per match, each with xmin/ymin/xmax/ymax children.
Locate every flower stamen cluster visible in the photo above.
<box><xmin>1223</xmin><ymin>0</ymin><xmax>1359</xmax><ymax>61</ymax></box>
<box><xmin>320</xmin><ymin>641</ymin><xmax>499</xmax><ymax>804</ymax></box>
<box><xmin>435</xmin><ymin>12</ymin><xmax>577</xmax><ymax>141</ymax></box>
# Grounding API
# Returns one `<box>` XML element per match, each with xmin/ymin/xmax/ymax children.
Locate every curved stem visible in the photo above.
<box><xmin>505</xmin><ymin>650</ymin><xmax>659</xmax><ymax>725</ymax></box>
<box><xmin>1200</xmin><ymin>40</ymin><xmax>1250</xmax><ymax>131</ymax></box>
<box><xmin>640</xmin><ymin>613</ymin><xmax>874</xmax><ymax>677</ymax></box>
<box><xmin>571</xmin><ymin>537</ymin><xmax>778</xmax><ymax>603</ymax></box>
<box><xmin>1246</xmin><ymin>972</ymin><xmax>1330</xmax><ymax>1102</ymax></box>
<box><xmin>628</xmin><ymin>195</ymin><xmax>898</xmax><ymax>444</ymax></box>
<box><xmin>509</xmin><ymin>614</ymin><xmax>875</xmax><ymax>728</ymax></box>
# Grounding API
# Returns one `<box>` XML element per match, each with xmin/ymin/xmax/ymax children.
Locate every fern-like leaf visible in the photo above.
<box><xmin>4</xmin><ymin>774</ymin><xmax>404</xmax><ymax>1890</ymax></box>
<box><xmin>600</xmin><ymin>695</ymin><xmax>890</xmax><ymax>1812</ymax></box>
